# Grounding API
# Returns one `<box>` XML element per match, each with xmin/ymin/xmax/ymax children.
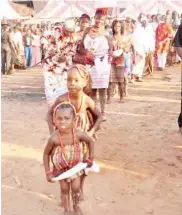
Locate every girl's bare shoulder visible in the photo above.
<box><xmin>49</xmin><ymin>130</ymin><xmax>60</xmax><ymax>146</ymax></box>
<box><xmin>75</xmin><ymin>129</ymin><xmax>86</xmax><ymax>139</ymax></box>
<box><xmin>56</xmin><ymin>92</ymin><xmax>69</xmax><ymax>103</ymax></box>
<box><xmin>83</xmin><ymin>93</ymin><xmax>92</xmax><ymax>101</ymax></box>
<box><xmin>83</xmin><ymin>93</ymin><xmax>94</xmax><ymax>106</ymax></box>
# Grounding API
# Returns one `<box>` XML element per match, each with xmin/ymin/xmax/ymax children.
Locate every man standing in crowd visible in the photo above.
<box><xmin>173</xmin><ymin>22</ymin><xmax>182</xmax><ymax>133</ymax></box>
<box><xmin>141</xmin><ymin>17</ymin><xmax>156</xmax><ymax>75</ymax></box>
<box><xmin>1</xmin><ymin>20</ymin><xmax>15</xmax><ymax>75</ymax></box>
<box><xmin>24</xmin><ymin>29</ymin><xmax>33</xmax><ymax>68</ymax></box>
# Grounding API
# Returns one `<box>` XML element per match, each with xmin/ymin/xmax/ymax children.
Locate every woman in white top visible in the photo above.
<box><xmin>82</xmin><ymin>9</ymin><xmax>111</xmax><ymax>120</ymax></box>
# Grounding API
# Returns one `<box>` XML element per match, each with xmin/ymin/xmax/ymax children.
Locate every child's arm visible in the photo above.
<box><xmin>86</xmin><ymin>96</ymin><xmax>103</xmax><ymax>137</ymax></box>
<box><xmin>43</xmin><ymin>135</ymin><xmax>56</xmax><ymax>182</ymax></box>
<box><xmin>77</xmin><ymin>131</ymin><xmax>94</xmax><ymax>163</ymax></box>
<box><xmin>47</xmin><ymin>93</ymin><xmax>67</xmax><ymax>134</ymax></box>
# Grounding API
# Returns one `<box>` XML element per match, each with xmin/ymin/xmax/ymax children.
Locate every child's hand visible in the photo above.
<box><xmin>87</xmin><ymin>130</ymin><xmax>94</xmax><ymax>137</ymax></box>
<box><xmin>45</xmin><ymin>171</ymin><xmax>55</xmax><ymax>183</ymax></box>
<box><xmin>86</xmin><ymin>131</ymin><xmax>96</xmax><ymax>142</ymax></box>
<box><xmin>84</xmin><ymin>158</ymin><xmax>93</xmax><ymax>168</ymax></box>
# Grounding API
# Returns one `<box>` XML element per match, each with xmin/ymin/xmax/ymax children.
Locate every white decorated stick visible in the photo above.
<box><xmin>52</xmin><ymin>162</ymin><xmax>100</xmax><ymax>182</ymax></box>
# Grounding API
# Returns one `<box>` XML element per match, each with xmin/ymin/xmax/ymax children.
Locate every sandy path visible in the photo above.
<box><xmin>2</xmin><ymin>66</ymin><xmax>182</xmax><ymax>215</ymax></box>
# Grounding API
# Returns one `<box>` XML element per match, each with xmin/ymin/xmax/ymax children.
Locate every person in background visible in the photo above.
<box><xmin>132</xmin><ymin>17</ymin><xmax>148</xmax><ymax>82</ymax></box>
<box><xmin>13</xmin><ymin>26</ymin><xmax>26</xmax><ymax>69</ymax></box>
<box><xmin>142</xmin><ymin>18</ymin><xmax>156</xmax><ymax>75</ymax></box>
<box><xmin>166</xmin><ymin>10</ymin><xmax>171</xmax><ymax>17</ymax></box>
<box><xmin>42</xmin><ymin>18</ymin><xmax>77</xmax><ymax>107</ymax></box>
<box><xmin>150</xmin><ymin>15</ymin><xmax>156</xmax><ymax>23</ymax></box>
<box><xmin>32</xmin><ymin>28</ymin><xmax>41</xmax><ymax>67</ymax></box>
<box><xmin>125</xmin><ymin>17</ymin><xmax>134</xmax><ymax>34</ymax></box>
<box><xmin>37</xmin><ymin>24</ymin><xmax>41</xmax><ymax>30</ymax></box>
<box><xmin>104</xmin><ymin>24</ymin><xmax>112</xmax><ymax>36</ymax></box>
<box><xmin>137</xmin><ymin>13</ymin><xmax>145</xmax><ymax>26</ymax></box>
<box><xmin>46</xmin><ymin>21</ymin><xmax>52</xmax><ymax>34</ymax></box>
<box><xmin>82</xmin><ymin>8</ymin><xmax>112</xmax><ymax>120</ymax></box>
<box><xmin>161</xmin><ymin>15</ymin><xmax>166</xmax><ymax>23</ymax></box>
<box><xmin>155</xmin><ymin>16</ymin><xmax>173</xmax><ymax>71</ymax></box>
<box><xmin>54</xmin><ymin>26</ymin><xmax>62</xmax><ymax>41</ymax></box>
<box><xmin>16</xmin><ymin>18</ymin><xmax>22</xmax><ymax>27</ymax></box>
<box><xmin>76</xmin><ymin>14</ymin><xmax>91</xmax><ymax>40</ymax></box>
<box><xmin>9</xmin><ymin>27</ymin><xmax>18</xmax><ymax>73</ymax></box>
<box><xmin>1</xmin><ymin>24</ymin><xmax>14</xmax><ymax>75</ymax></box>
<box><xmin>171</xmin><ymin>11</ymin><xmax>181</xmax><ymax>29</ymax></box>
<box><xmin>132</xmin><ymin>19</ymin><xmax>137</xmax><ymax>28</ymax></box>
<box><xmin>173</xmin><ymin>22</ymin><xmax>182</xmax><ymax>133</ymax></box>
<box><xmin>41</xmin><ymin>21</ymin><xmax>46</xmax><ymax>29</ymax></box>
<box><xmin>151</xmin><ymin>14</ymin><xmax>161</xmax><ymax>32</ymax></box>
<box><xmin>40</xmin><ymin>29</ymin><xmax>49</xmax><ymax>62</ymax></box>
<box><xmin>108</xmin><ymin>20</ymin><xmax>134</xmax><ymax>103</ymax></box>
<box><xmin>23</xmin><ymin>24</ymin><xmax>29</xmax><ymax>35</ymax></box>
<box><xmin>31</xmin><ymin>24</ymin><xmax>36</xmax><ymax>33</ymax></box>
<box><xmin>24</xmin><ymin>29</ymin><xmax>33</xmax><ymax>68</ymax></box>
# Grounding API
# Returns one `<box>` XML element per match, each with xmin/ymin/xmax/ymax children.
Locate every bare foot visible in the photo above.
<box><xmin>59</xmin><ymin>193</ymin><xmax>65</xmax><ymax>208</ymax></box>
<box><xmin>136</xmin><ymin>78</ymin><xmax>143</xmax><ymax>82</ymax></box>
<box><xmin>58</xmin><ymin>201</ymin><xmax>64</xmax><ymax>208</ymax></box>
<box><xmin>73</xmin><ymin>206</ymin><xmax>83</xmax><ymax>215</ymax></box>
<box><xmin>107</xmin><ymin>100</ymin><xmax>111</xmax><ymax>104</ymax></box>
<box><xmin>129</xmin><ymin>79</ymin><xmax>135</xmax><ymax>83</ymax></box>
<box><xmin>101</xmin><ymin>114</ymin><xmax>107</xmax><ymax>122</ymax></box>
<box><xmin>119</xmin><ymin>98</ymin><xmax>124</xmax><ymax>103</ymax></box>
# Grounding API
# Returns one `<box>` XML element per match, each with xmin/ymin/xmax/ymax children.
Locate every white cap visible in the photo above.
<box><xmin>64</xmin><ymin>18</ymin><xmax>75</xmax><ymax>32</ymax></box>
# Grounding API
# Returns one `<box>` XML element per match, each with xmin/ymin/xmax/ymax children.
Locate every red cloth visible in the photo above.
<box><xmin>156</xmin><ymin>23</ymin><xmax>173</xmax><ymax>53</ymax></box>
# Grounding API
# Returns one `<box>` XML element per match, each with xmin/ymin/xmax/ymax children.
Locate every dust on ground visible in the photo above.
<box><xmin>2</xmin><ymin>66</ymin><xmax>182</xmax><ymax>215</ymax></box>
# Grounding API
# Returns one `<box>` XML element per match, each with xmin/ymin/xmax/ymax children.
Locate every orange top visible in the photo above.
<box><xmin>156</xmin><ymin>23</ymin><xmax>173</xmax><ymax>53</ymax></box>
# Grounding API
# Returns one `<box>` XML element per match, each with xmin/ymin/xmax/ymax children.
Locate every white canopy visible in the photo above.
<box><xmin>0</xmin><ymin>0</ymin><xmax>22</xmax><ymax>19</ymax></box>
<box><xmin>119</xmin><ymin>0</ymin><xmax>182</xmax><ymax>18</ymax></box>
<box><xmin>35</xmin><ymin>0</ymin><xmax>95</xmax><ymax>19</ymax></box>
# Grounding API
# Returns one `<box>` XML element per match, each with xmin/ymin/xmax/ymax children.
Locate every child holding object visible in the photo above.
<box><xmin>43</xmin><ymin>102</ymin><xmax>94</xmax><ymax>214</ymax></box>
<box><xmin>47</xmin><ymin>64</ymin><xmax>103</xmax><ymax>202</ymax></box>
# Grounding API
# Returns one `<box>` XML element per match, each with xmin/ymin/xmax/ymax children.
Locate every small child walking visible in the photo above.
<box><xmin>43</xmin><ymin>102</ymin><xmax>94</xmax><ymax>214</ymax></box>
<box><xmin>47</xmin><ymin>64</ymin><xmax>103</xmax><ymax>201</ymax></box>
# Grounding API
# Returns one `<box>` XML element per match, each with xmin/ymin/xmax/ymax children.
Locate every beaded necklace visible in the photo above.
<box><xmin>59</xmin><ymin>128</ymin><xmax>79</xmax><ymax>167</ymax></box>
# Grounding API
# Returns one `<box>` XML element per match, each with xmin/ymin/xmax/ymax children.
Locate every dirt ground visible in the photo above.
<box><xmin>1</xmin><ymin>66</ymin><xmax>182</xmax><ymax>215</ymax></box>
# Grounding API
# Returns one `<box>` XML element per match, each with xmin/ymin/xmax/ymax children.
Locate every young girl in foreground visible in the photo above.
<box><xmin>47</xmin><ymin>64</ymin><xmax>103</xmax><ymax>200</ymax></box>
<box><xmin>43</xmin><ymin>103</ymin><xmax>94</xmax><ymax>214</ymax></box>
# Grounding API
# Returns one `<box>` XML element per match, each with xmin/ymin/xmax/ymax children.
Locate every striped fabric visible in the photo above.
<box><xmin>89</xmin><ymin>63</ymin><xmax>111</xmax><ymax>89</ymax></box>
<box><xmin>51</xmin><ymin>142</ymin><xmax>86</xmax><ymax>181</ymax></box>
<box><xmin>109</xmin><ymin>65</ymin><xmax>125</xmax><ymax>83</ymax></box>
